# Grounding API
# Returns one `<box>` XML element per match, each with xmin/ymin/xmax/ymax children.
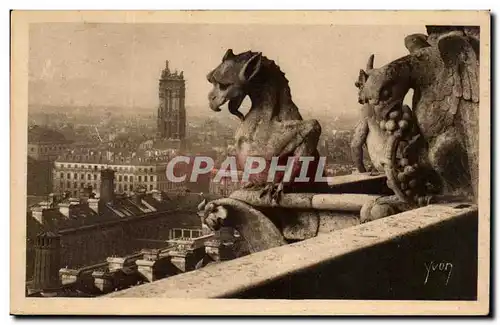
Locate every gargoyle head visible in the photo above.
<box><xmin>355</xmin><ymin>54</ymin><xmax>412</xmax><ymax>119</ymax></box>
<box><xmin>206</xmin><ymin>49</ymin><xmax>262</xmax><ymax>116</ymax></box>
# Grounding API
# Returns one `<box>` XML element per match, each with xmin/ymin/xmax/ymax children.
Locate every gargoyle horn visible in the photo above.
<box><xmin>366</xmin><ymin>54</ymin><xmax>375</xmax><ymax>71</ymax></box>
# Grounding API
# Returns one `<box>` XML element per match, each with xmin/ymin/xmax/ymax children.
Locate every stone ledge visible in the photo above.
<box><xmin>104</xmin><ymin>202</ymin><xmax>477</xmax><ymax>299</ymax></box>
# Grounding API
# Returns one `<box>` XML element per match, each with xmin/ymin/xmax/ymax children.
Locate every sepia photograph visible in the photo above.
<box><xmin>10</xmin><ymin>10</ymin><xmax>491</xmax><ymax>315</ymax></box>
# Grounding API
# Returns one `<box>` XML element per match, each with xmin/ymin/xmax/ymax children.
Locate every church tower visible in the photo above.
<box><xmin>157</xmin><ymin>60</ymin><xmax>186</xmax><ymax>143</ymax></box>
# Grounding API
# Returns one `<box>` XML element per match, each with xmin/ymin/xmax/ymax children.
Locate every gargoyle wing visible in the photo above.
<box><xmin>404</xmin><ymin>33</ymin><xmax>431</xmax><ymax>53</ymax></box>
<box><xmin>419</xmin><ymin>32</ymin><xmax>479</xmax><ymax>136</ymax></box>
<box><xmin>438</xmin><ymin>32</ymin><xmax>480</xmax><ymax>103</ymax></box>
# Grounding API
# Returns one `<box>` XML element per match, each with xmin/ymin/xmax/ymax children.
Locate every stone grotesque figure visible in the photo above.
<box><xmin>206</xmin><ymin>49</ymin><xmax>323</xmax><ymax>204</ymax></box>
<box><xmin>357</xmin><ymin>26</ymin><xmax>479</xmax><ymax>220</ymax></box>
<box><xmin>351</xmin><ymin>55</ymin><xmax>422</xmax><ymax>176</ymax></box>
<box><xmin>198</xmin><ymin>49</ymin><xmax>326</xmax><ymax>245</ymax></box>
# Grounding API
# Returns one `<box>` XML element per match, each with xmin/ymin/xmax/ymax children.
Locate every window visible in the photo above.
<box><xmin>150</xmin><ymin>175</ymin><xmax>154</xmax><ymax>182</ymax></box>
<box><xmin>66</xmin><ymin>181</ymin><xmax>71</xmax><ymax>188</ymax></box>
<box><xmin>124</xmin><ymin>175</ymin><xmax>128</xmax><ymax>182</ymax></box>
<box><xmin>124</xmin><ymin>184</ymin><xmax>128</xmax><ymax>191</ymax></box>
<box><xmin>94</xmin><ymin>166</ymin><xmax>98</xmax><ymax>171</ymax></box>
<box><xmin>150</xmin><ymin>167</ymin><xmax>153</xmax><ymax>172</ymax></box>
<box><xmin>80</xmin><ymin>173</ymin><xmax>84</xmax><ymax>180</ymax></box>
<box><xmin>138</xmin><ymin>176</ymin><xmax>142</xmax><ymax>182</ymax></box>
<box><xmin>118</xmin><ymin>175</ymin><xmax>122</xmax><ymax>182</ymax></box>
<box><xmin>73</xmin><ymin>173</ymin><xmax>77</xmax><ymax>180</ymax></box>
<box><xmin>118</xmin><ymin>184</ymin><xmax>123</xmax><ymax>192</ymax></box>
<box><xmin>94</xmin><ymin>174</ymin><xmax>97</xmax><ymax>180</ymax></box>
<box><xmin>129</xmin><ymin>175</ymin><xmax>133</xmax><ymax>182</ymax></box>
<box><xmin>30</xmin><ymin>148</ymin><xmax>34</xmax><ymax>152</ymax></box>
<box><xmin>60</xmin><ymin>172</ymin><xmax>64</xmax><ymax>179</ymax></box>
<box><xmin>81</xmin><ymin>183</ymin><xmax>85</xmax><ymax>188</ymax></box>
<box><xmin>130</xmin><ymin>184</ymin><xmax>133</xmax><ymax>191</ymax></box>
<box><xmin>73</xmin><ymin>182</ymin><xmax>78</xmax><ymax>189</ymax></box>
<box><xmin>87</xmin><ymin>174</ymin><xmax>91</xmax><ymax>180</ymax></box>
<box><xmin>67</xmin><ymin>173</ymin><xmax>71</xmax><ymax>179</ymax></box>
<box><xmin>149</xmin><ymin>184</ymin><xmax>153</xmax><ymax>190</ymax></box>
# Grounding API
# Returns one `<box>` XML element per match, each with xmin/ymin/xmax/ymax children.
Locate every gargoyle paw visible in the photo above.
<box><xmin>259</xmin><ymin>182</ymin><xmax>285</xmax><ymax>205</ymax></box>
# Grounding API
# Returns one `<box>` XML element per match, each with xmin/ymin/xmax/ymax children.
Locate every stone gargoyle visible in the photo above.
<box><xmin>355</xmin><ymin>25</ymin><xmax>479</xmax><ymax>221</ymax></box>
<box><xmin>199</xmin><ymin>49</ymin><xmax>331</xmax><ymax>250</ymax></box>
<box><xmin>206</xmin><ymin>49</ymin><xmax>325</xmax><ymax>204</ymax></box>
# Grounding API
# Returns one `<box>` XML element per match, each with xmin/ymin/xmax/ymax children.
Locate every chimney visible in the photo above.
<box><xmin>88</xmin><ymin>198</ymin><xmax>99</xmax><ymax>214</ymax></box>
<box><xmin>79</xmin><ymin>185</ymin><xmax>93</xmax><ymax>201</ymax></box>
<box><xmin>151</xmin><ymin>189</ymin><xmax>164</xmax><ymax>202</ymax></box>
<box><xmin>47</xmin><ymin>193</ymin><xmax>58</xmax><ymax>208</ymax></box>
<box><xmin>84</xmin><ymin>185</ymin><xmax>93</xmax><ymax>198</ymax></box>
<box><xmin>132</xmin><ymin>188</ymin><xmax>146</xmax><ymax>206</ymax></box>
<box><xmin>31</xmin><ymin>207</ymin><xmax>44</xmax><ymax>225</ymax></box>
<box><xmin>100</xmin><ymin>168</ymin><xmax>115</xmax><ymax>206</ymax></box>
<box><xmin>32</xmin><ymin>232</ymin><xmax>61</xmax><ymax>296</ymax></box>
<box><xmin>58</xmin><ymin>202</ymin><xmax>71</xmax><ymax>219</ymax></box>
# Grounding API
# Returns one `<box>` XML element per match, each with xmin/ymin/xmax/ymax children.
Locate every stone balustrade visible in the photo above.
<box><xmin>104</xmin><ymin>203</ymin><xmax>478</xmax><ymax>300</ymax></box>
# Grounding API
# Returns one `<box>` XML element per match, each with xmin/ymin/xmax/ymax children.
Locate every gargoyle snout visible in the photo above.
<box><xmin>208</xmin><ymin>91</ymin><xmax>223</xmax><ymax>112</ymax></box>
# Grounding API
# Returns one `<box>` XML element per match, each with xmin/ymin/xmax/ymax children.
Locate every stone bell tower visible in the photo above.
<box><xmin>157</xmin><ymin>60</ymin><xmax>186</xmax><ymax>143</ymax></box>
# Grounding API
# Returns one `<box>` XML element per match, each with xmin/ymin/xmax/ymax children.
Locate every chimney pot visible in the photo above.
<box><xmin>32</xmin><ymin>232</ymin><xmax>61</xmax><ymax>294</ymax></box>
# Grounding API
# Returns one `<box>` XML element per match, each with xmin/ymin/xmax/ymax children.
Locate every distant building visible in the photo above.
<box><xmin>27</xmin><ymin>125</ymin><xmax>73</xmax><ymax>195</ymax></box>
<box><xmin>28</xmin><ymin>125</ymin><xmax>73</xmax><ymax>161</ymax></box>
<box><xmin>157</xmin><ymin>60</ymin><xmax>186</xmax><ymax>149</ymax></box>
<box><xmin>26</xmin><ymin>168</ymin><xmax>216</xmax><ymax>287</ymax></box>
<box><xmin>52</xmin><ymin>150</ymin><xmax>185</xmax><ymax>197</ymax></box>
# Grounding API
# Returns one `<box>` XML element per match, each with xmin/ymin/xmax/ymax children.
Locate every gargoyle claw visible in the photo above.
<box><xmin>259</xmin><ymin>182</ymin><xmax>285</xmax><ymax>205</ymax></box>
<box><xmin>242</xmin><ymin>182</ymin><xmax>261</xmax><ymax>190</ymax></box>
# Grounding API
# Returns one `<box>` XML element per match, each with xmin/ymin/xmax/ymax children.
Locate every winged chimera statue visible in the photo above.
<box><xmin>356</xmin><ymin>25</ymin><xmax>479</xmax><ymax>221</ymax></box>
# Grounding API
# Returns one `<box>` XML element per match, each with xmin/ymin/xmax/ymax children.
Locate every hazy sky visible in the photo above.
<box><xmin>29</xmin><ymin>23</ymin><xmax>425</xmax><ymax>118</ymax></box>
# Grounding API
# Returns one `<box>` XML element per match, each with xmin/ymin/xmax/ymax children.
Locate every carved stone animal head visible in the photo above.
<box><xmin>206</xmin><ymin>49</ymin><xmax>262</xmax><ymax>116</ymax></box>
<box><xmin>355</xmin><ymin>54</ymin><xmax>412</xmax><ymax>118</ymax></box>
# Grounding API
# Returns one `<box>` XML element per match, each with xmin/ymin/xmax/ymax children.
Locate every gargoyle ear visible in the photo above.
<box><xmin>222</xmin><ymin>49</ymin><xmax>235</xmax><ymax>62</ymax></box>
<box><xmin>355</xmin><ymin>69</ymin><xmax>368</xmax><ymax>88</ymax></box>
<box><xmin>366</xmin><ymin>54</ymin><xmax>375</xmax><ymax>71</ymax></box>
<box><xmin>239</xmin><ymin>52</ymin><xmax>262</xmax><ymax>83</ymax></box>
